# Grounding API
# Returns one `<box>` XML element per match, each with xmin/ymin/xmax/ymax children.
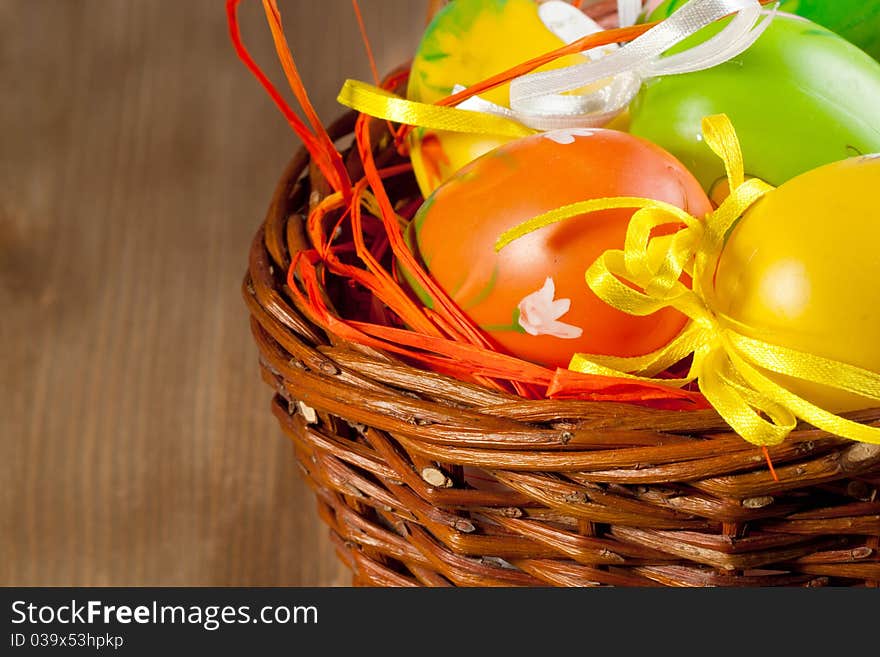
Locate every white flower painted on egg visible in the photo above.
<box><xmin>517</xmin><ymin>277</ymin><xmax>583</xmax><ymax>339</ymax></box>
<box><xmin>543</xmin><ymin>128</ymin><xmax>597</xmax><ymax>145</ymax></box>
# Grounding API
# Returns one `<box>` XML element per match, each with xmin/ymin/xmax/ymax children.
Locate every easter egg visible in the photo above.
<box><xmin>628</xmin><ymin>13</ymin><xmax>880</xmax><ymax>192</ymax></box>
<box><xmin>407</xmin><ymin>0</ymin><xmax>601</xmax><ymax>197</ymax></box>
<box><xmin>710</xmin><ymin>154</ymin><xmax>880</xmax><ymax>412</ymax></box>
<box><xmin>648</xmin><ymin>0</ymin><xmax>880</xmax><ymax>60</ymax></box>
<box><xmin>404</xmin><ymin>128</ymin><xmax>713</xmax><ymax>368</ymax></box>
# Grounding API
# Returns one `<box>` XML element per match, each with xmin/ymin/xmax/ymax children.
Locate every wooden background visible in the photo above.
<box><xmin>0</xmin><ymin>0</ymin><xmax>427</xmax><ymax>586</ymax></box>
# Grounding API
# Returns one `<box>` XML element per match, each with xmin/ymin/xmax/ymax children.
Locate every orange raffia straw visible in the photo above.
<box><xmin>390</xmin><ymin>20</ymin><xmax>655</xmax><ymax>144</ymax></box>
<box><xmin>352</xmin><ymin>104</ymin><xmax>550</xmax><ymax>397</ymax></box>
<box><xmin>762</xmin><ymin>446</ymin><xmax>780</xmax><ymax>482</ymax></box>
<box><xmin>227</xmin><ymin>1</ymin><xmax>325</xmax><ymax>170</ymax></box>
<box><xmin>226</xmin><ymin>0</ymin><xmax>350</xmax><ymax>197</ymax></box>
<box><xmin>288</xmin><ymin>239</ymin><xmax>707</xmax><ymax>402</ymax></box>
<box><xmin>439</xmin><ymin>23</ymin><xmax>649</xmax><ymax>105</ymax></box>
<box><xmin>260</xmin><ymin>0</ymin><xmax>353</xmax><ymax>197</ymax></box>
<box><xmin>351</xmin><ymin>107</ymin><xmax>535</xmax><ymax>396</ymax></box>
<box><xmin>349</xmin><ymin>179</ymin><xmax>447</xmax><ymax>338</ymax></box>
<box><xmin>286</xmin><ymin>249</ymin><xmax>520</xmax><ymax>386</ymax></box>
<box><xmin>350</xmin><ymin>0</ymin><xmax>408</xmax><ymax>154</ymax></box>
<box><xmin>353</xmin><ymin>113</ymin><xmax>489</xmax><ymax>347</ymax></box>
<box><xmin>286</xmin><ymin>227</ymin><xmax>709</xmax><ymax>403</ymax></box>
<box><xmin>230</xmin><ymin>1</ymin><xmax>461</xmax><ymax>344</ymax></box>
<box><xmin>350</xmin><ymin>0</ymin><xmax>381</xmax><ymax>86</ymax></box>
<box><xmin>303</xmin><ymin>170</ymin><xmax>443</xmax><ymax>340</ymax></box>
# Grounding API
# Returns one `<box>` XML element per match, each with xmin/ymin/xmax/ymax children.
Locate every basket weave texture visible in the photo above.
<box><xmin>244</xmin><ymin>2</ymin><xmax>880</xmax><ymax>587</ymax></box>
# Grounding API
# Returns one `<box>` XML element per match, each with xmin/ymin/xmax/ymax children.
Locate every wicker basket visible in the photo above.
<box><xmin>243</xmin><ymin>3</ymin><xmax>880</xmax><ymax>587</ymax></box>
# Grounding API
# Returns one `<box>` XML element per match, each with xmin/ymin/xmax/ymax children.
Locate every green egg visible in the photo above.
<box><xmin>648</xmin><ymin>0</ymin><xmax>880</xmax><ymax>60</ymax></box>
<box><xmin>629</xmin><ymin>13</ymin><xmax>880</xmax><ymax>191</ymax></box>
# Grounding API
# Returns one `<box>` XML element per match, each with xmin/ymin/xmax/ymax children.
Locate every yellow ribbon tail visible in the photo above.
<box><xmin>337</xmin><ymin>79</ymin><xmax>535</xmax><ymax>138</ymax></box>
<box><xmin>698</xmin><ymin>346</ymin><xmax>797</xmax><ymax>447</ymax></box>
<box><xmin>494</xmin><ymin>197</ymin><xmax>695</xmax><ymax>252</ymax></box>
<box><xmin>568</xmin><ymin>356</ymin><xmax>695</xmax><ymax>389</ymax></box>
<box><xmin>569</xmin><ymin>322</ymin><xmax>708</xmax><ymax>381</ymax></box>
<box><xmin>701</xmin><ymin>114</ymin><xmax>746</xmax><ymax>191</ymax></box>
<box><xmin>726</xmin><ymin>333</ymin><xmax>880</xmax><ymax>445</ymax></box>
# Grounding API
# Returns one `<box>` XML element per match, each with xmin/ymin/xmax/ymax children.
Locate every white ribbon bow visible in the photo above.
<box><xmin>460</xmin><ymin>0</ymin><xmax>775</xmax><ymax>131</ymax></box>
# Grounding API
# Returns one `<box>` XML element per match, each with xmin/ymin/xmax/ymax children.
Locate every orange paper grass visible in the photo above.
<box><xmin>227</xmin><ymin>0</ymin><xmax>710</xmax><ymax>410</ymax></box>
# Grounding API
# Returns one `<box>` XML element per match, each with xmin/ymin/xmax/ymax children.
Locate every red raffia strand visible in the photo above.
<box><xmin>439</xmin><ymin>24</ymin><xmax>649</xmax><ymax>104</ymax></box>
<box><xmin>349</xmin><ymin>178</ymin><xmax>446</xmax><ymax>338</ymax></box>
<box><xmin>226</xmin><ymin>1</ymin><xmax>332</xmax><ymax>177</ymax></box>
<box><xmin>227</xmin><ymin>0</ymin><xmax>349</xmax><ymax>196</ymax></box>
<box><xmin>393</xmin><ymin>21</ymin><xmax>655</xmax><ymax>144</ymax></box>
<box><xmin>302</xmin><ymin>171</ymin><xmax>442</xmax><ymax>339</ymax></box>
<box><xmin>353</xmin><ymin>109</ymin><xmax>532</xmax><ymax>396</ymax></box>
<box><xmin>231</xmin><ymin>0</ymin><xmax>715</xmax><ymax>409</ymax></box>
<box><xmin>353</xmin><ymin>112</ymin><xmax>493</xmax><ymax>348</ymax></box>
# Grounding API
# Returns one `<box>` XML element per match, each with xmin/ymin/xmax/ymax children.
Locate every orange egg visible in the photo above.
<box><xmin>404</xmin><ymin>128</ymin><xmax>713</xmax><ymax>368</ymax></box>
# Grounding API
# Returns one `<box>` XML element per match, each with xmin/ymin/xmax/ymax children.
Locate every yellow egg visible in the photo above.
<box><xmin>711</xmin><ymin>154</ymin><xmax>880</xmax><ymax>412</ymax></box>
<box><xmin>407</xmin><ymin>0</ymin><xmax>597</xmax><ymax>197</ymax></box>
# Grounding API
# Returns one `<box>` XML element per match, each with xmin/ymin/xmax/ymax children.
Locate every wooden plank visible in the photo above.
<box><xmin>0</xmin><ymin>0</ymin><xmax>425</xmax><ymax>586</ymax></box>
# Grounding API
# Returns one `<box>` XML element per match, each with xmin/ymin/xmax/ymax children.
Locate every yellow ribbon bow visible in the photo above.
<box><xmin>496</xmin><ymin>114</ymin><xmax>880</xmax><ymax>447</ymax></box>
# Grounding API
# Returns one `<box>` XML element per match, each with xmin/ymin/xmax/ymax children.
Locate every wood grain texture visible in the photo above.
<box><xmin>0</xmin><ymin>0</ymin><xmax>425</xmax><ymax>586</ymax></box>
